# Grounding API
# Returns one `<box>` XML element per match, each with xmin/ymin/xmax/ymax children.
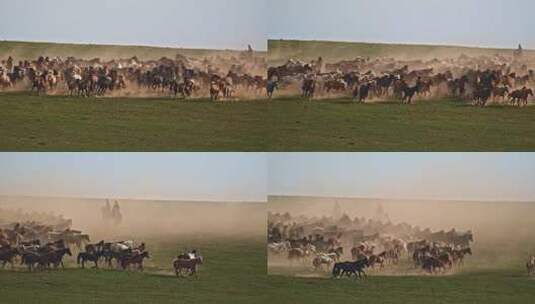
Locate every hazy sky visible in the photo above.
<box><xmin>269</xmin><ymin>153</ymin><xmax>535</xmax><ymax>202</ymax></box>
<box><xmin>0</xmin><ymin>0</ymin><xmax>267</xmax><ymax>50</ymax></box>
<box><xmin>268</xmin><ymin>0</ymin><xmax>535</xmax><ymax>49</ymax></box>
<box><xmin>0</xmin><ymin>153</ymin><xmax>267</xmax><ymax>202</ymax></box>
<box><xmin>2</xmin><ymin>1</ymin><xmax>533</xmax><ymax>51</ymax></box>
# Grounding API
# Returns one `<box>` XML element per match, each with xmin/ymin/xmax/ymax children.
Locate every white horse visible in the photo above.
<box><xmin>527</xmin><ymin>256</ymin><xmax>535</xmax><ymax>276</ymax></box>
<box><xmin>0</xmin><ymin>72</ymin><xmax>12</xmax><ymax>88</ymax></box>
<box><xmin>312</xmin><ymin>253</ymin><xmax>337</xmax><ymax>270</ymax></box>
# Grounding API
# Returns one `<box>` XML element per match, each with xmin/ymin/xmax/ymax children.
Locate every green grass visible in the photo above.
<box><xmin>265</xmin><ymin>270</ymin><xmax>535</xmax><ymax>304</ymax></box>
<box><xmin>268</xmin><ymin>39</ymin><xmax>533</xmax><ymax>65</ymax></box>
<box><xmin>0</xmin><ymin>40</ymin><xmax>264</xmax><ymax>61</ymax></box>
<box><xmin>0</xmin><ymin>92</ymin><xmax>269</xmax><ymax>151</ymax></box>
<box><xmin>266</xmin><ymin>97</ymin><xmax>535</xmax><ymax>151</ymax></box>
<box><xmin>2</xmin><ymin>234</ymin><xmax>533</xmax><ymax>304</ymax></box>
<box><xmin>2</xmin><ymin>93</ymin><xmax>535</xmax><ymax>151</ymax></box>
<box><xmin>0</xmin><ymin>235</ymin><xmax>267</xmax><ymax>304</ymax></box>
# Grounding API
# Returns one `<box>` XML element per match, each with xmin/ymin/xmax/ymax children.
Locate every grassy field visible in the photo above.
<box><xmin>268</xmin><ymin>39</ymin><xmax>534</xmax><ymax>65</ymax></box>
<box><xmin>0</xmin><ymin>92</ymin><xmax>269</xmax><ymax>151</ymax></box>
<box><xmin>265</xmin><ymin>270</ymin><xmax>535</xmax><ymax>304</ymax></box>
<box><xmin>2</xmin><ymin>93</ymin><xmax>535</xmax><ymax>151</ymax></box>
<box><xmin>6</xmin><ymin>234</ymin><xmax>534</xmax><ymax>304</ymax></box>
<box><xmin>0</xmin><ymin>235</ymin><xmax>267</xmax><ymax>304</ymax></box>
<box><xmin>266</xmin><ymin>97</ymin><xmax>535</xmax><ymax>151</ymax></box>
<box><xmin>0</xmin><ymin>40</ymin><xmax>265</xmax><ymax>61</ymax></box>
<box><xmin>268</xmin><ymin>246</ymin><xmax>535</xmax><ymax>304</ymax></box>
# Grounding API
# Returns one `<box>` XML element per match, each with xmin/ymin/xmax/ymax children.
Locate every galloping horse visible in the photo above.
<box><xmin>119</xmin><ymin>251</ymin><xmax>150</xmax><ymax>271</ymax></box>
<box><xmin>527</xmin><ymin>256</ymin><xmax>535</xmax><ymax>276</ymax></box>
<box><xmin>173</xmin><ymin>256</ymin><xmax>203</xmax><ymax>277</ymax></box>
<box><xmin>332</xmin><ymin>257</ymin><xmax>370</xmax><ymax>279</ymax></box>
<box><xmin>77</xmin><ymin>251</ymin><xmax>101</xmax><ymax>269</ymax></box>
<box><xmin>509</xmin><ymin>87</ymin><xmax>533</xmax><ymax>107</ymax></box>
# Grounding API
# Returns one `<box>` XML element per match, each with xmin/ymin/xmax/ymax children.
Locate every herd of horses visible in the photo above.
<box><xmin>267</xmin><ymin>53</ymin><xmax>535</xmax><ymax>107</ymax></box>
<box><xmin>0</xmin><ymin>53</ymin><xmax>266</xmax><ymax>100</ymax></box>
<box><xmin>0</xmin><ymin>211</ymin><xmax>203</xmax><ymax>278</ymax></box>
<box><xmin>2</xmin><ymin>51</ymin><xmax>534</xmax><ymax>107</ymax></box>
<box><xmin>268</xmin><ymin>211</ymin><xmax>480</xmax><ymax>279</ymax></box>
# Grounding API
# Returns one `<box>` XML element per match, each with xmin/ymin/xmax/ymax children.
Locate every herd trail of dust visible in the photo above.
<box><xmin>269</xmin><ymin>197</ymin><xmax>535</xmax><ymax>275</ymax></box>
<box><xmin>0</xmin><ymin>196</ymin><xmax>266</xmax><ymax>241</ymax></box>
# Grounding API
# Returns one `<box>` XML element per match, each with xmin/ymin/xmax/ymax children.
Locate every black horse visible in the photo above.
<box><xmin>332</xmin><ymin>257</ymin><xmax>370</xmax><ymax>279</ymax></box>
<box><xmin>77</xmin><ymin>252</ymin><xmax>101</xmax><ymax>269</ymax></box>
<box><xmin>266</xmin><ymin>81</ymin><xmax>278</xmax><ymax>99</ymax></box>
<box><xmin>356</xmin><ymin>83</ymin><xmax>371</xmax><ymax>102</ymax></box>
<box><xmin>0</xmin><ymin>246</ymin><xmax>20</xmax><ymax>269</ymax></box>
<box><xmin>402</xmin><ymin>85</ymin><xmax>420</xmax><ymax>104</ymax></box>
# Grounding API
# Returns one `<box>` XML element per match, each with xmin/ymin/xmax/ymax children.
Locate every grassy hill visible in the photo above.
<box><xmin>268</xmin><ymin>39</ymin><xmax>534</xmax><ymax>65</ymax></box>
<box><xmin>0</xmin><ymin>40</ymin><xmax>266</xmax><ymax>61</ymax></box>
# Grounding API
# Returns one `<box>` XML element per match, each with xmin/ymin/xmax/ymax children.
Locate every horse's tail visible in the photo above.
<box><xmin>77</xmin><ymin>253</ymin><xmax>83</xmax><ymax>265</ymax></box>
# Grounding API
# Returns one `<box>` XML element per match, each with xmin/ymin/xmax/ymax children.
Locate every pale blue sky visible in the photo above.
<box><xmin>0</xmin><ymin>153</ymin><xmax>267</xmax><ymax>202</ymax></box>
<box><xmin>0</xmin><ymin>0</ymin><xmax>267</xmax><ymax>50</ymax></box>
<box><xmin>2</xmin><ymin>1</ymin><xmax>533</xmax><ymax>51</ymax></box>
<box><xmin>269</xmin><ymin>153</ymin><xmax>535</xmax><ymax>202</ymax></box>
<box><xmin>268</xmin><ymin>0</ymin><xmax>535</xmax><ymax>49</ymax></box>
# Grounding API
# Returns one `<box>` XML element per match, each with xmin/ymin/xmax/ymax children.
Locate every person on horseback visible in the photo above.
<box><xmin>112</xmin><ymin>201</ymin><xmax>122</xmax><ymax>225</ymax></box>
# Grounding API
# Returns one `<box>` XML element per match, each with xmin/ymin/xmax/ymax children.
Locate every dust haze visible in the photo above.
<box><xmin>0</xmin><ymin>196</ymin><xmax>266</xmax><ymax>240</ymax></box>
<box><xmin>269</xmin><ymin>196</ymin><xmax>535</xmax><ymax>275</ymax></box>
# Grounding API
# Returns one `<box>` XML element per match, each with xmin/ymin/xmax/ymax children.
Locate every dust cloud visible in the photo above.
<box><xmin>0</xmin><ymin>196</ymin><xmax>266</xmax><ymax>240</ymax></box>
<box><xmin>269</xmin><ymin>196</ymin><xmax>535</xmax><ymax>274</ymax></box>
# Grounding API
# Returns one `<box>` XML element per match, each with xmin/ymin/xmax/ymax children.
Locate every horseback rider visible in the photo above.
<box><xmin>101</xmin><ymin>200</ymin><xmax>112</xmax><ymax>222</ymax></box>
<box><xmin>189</xmin><ymin>249</ymin><xmax>197</xmax><ymax>259</ymax></box>
<box><xmin>112</xmin><ymin>201</ymin><xmax>122</xmax><ymax>225</ymax></box>
<box><xmin>178</xmin><ymin>249</ymin><xmax>198</xmax><ymax>260</ymax></box>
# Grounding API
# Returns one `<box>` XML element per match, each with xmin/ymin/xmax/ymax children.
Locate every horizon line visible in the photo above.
<box><xmin>0</xmin><ymin>39</ymin><xmax>269</xmax><ymax>53</ymax></box>
<box><xmin>268</xmin><ymin>38</ymin><xmax>534</xmax><ymax>53</ymax></box>
<box><xmin>0</xmin><ymin>194</ymin><xmax>267</xmax><ymax>204</ymax></box>
<box><xmin>268</xmin><ymin>194</ymin><xmax>535</xmax><ymax>204</ymax></box>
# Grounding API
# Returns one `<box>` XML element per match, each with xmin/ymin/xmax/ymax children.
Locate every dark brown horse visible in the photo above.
<box><xmin>0</xmin><ymin>246</ymin><xmax>20</xmax><ymax>269</ymax></box>
<box><xmin>173</xmin><ymin>256</ymin><xmax>203</xmax><ymax>277</ymax></box>
<box><xmin>119</xmin><ymin>251</ymin><xmax>150</xmax><ymax>271</ymax></box>
<box><xmin>77</xmin><ymin>251</ymin><xmax>101</xmax><ymax>269</ymax></box>
<box><xmin>509</xmin><ymin>87</ymin><xmax>533</xmax><ymax>107</ymax></box>
<box><xmin>401</xmin><ymin>83</ymin><xmax>420</xmax><ymax>104</ymax></box>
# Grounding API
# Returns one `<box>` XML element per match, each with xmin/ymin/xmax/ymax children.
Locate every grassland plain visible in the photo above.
<box><xmin>265</xmin><ymin>97</ymin><xmax>535</xmax><ymax>151</ymax></box>
<box><xmin>0</xmin><ymin>93</ymin><xmax>270</xmax><ymax>151</ymax></box>
<box><xmin>0</xmin><ymin>40</ymin><xmax>265</xmax><ymax>61</ymax></box>
<box><xmin>2</xmin><ymin>233</ymin><xmax>533</xmax><ymax>304</ymax></box>
<box><xmin>267</xmin><ymin>39</ymin><xmax>535</xmax><ymax>65</ymax></box>
<box><xmin>0</xmin><ymin>235</ymin><xmax>268</xmax><ymax>304</ymax></box>
<box><xmin>2</xmin><ymin>93</ymin><xmax>535</xmax><ymax>151</ymax></box>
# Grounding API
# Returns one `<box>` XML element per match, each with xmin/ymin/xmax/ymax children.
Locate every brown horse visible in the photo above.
<box><xmin>38</xmin><ymin>248</ymin><xmax>72</xmax><ymax>269</ymax></box>
<box><xmin>173</xmin><ymin>256</ymin><xmax>203</xmax><ymax>277</ymax></box>
<box><xmin>452</xmin><ymin>247</ymin><xmax>472</xmax><ymax>266</ymax></box>
<box><xmin>368</xmin><ymin>251</ymin><xmax>387</xmax><ymax>269</ymax></box>
<box><xmin>492</xmin><ymin>86</ymin><xmax>509</xmax><ymax>101</ymax></box>
<box><xmin>119</xmin><ymin>251</ymin><xmax>150</xmax><ymax>271</ymax></box>
<box><xmin>509</xmin><ymin>87</ymin><xmax>533</xmax><ymax>107</ymax></box>
<box><xmin>210</xmin><ymin>81</ymin><xmax>221</xmax><ymax>100</ymax></box>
